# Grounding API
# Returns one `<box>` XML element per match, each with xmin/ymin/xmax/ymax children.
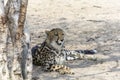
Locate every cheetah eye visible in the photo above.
<box><xmin>54</xmin><ymin>33</ymin><xmax>58</xmax><ymax>36</ymax></box>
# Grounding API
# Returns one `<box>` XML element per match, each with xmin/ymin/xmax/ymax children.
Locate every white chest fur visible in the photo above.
<box><xmin>51</xmin><ymin>41</ymin><xmax>62</xmax><ymax>51</ymax></box>
<box><xmin>55</xmin><ymin>56</ymin><xmax>65</xmax><ymax>65</ymax></box>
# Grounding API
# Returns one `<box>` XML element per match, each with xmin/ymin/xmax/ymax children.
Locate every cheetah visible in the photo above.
<box><xmin>32</xmin><ymin>28</ymin><xmax>97</xmax><ymax>74</ymax></box>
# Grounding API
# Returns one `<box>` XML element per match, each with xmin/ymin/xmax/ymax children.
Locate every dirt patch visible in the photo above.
<box><xmin>27</xmin><ymin>0</ymin><xmax>120</xmax><ymax>80</ymax></box>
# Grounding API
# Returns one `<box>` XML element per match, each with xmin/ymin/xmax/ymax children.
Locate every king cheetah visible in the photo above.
<box><xmin>32</xmin><ymin>28</ymin><xmax>97</xmax><ymax>74</ymax></box>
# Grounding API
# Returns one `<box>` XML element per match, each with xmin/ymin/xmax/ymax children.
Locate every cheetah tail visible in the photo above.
<box><xmin>75</xmin><ymin>49</ymin><xmax>97</xmax><ymax>54</ymax></box>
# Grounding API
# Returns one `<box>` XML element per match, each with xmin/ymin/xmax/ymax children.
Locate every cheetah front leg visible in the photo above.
<box><xmin>58</xmin><ymin>65</ymin><xmax>74</xmax><ymax>75</ymax></box>
<box><xmin>50</xmin><ymin>64</ymin><xmax>74</xmax><ymax>75</ymax></box>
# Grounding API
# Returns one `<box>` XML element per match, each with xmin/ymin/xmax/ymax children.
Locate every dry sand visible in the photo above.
<box><xmin>27</xmin><ymin>0</ymin><xmax>120</xmax><ymax>80</ymax></box>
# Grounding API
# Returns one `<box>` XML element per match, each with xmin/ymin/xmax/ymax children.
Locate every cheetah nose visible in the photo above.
<box><xmin>61</xmin><ymin>39</ymin><xmax>64</xmax><ymax>42</ymax></box>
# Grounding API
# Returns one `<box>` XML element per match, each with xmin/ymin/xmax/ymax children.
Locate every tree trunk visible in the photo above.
<box><xmin>0</xmin><ymin>0</ymin><xmax>9</xmax><ymax>80</ymax></box>
<box><xmin>0</xmin><ymin>0</ymin><xmax>32</xmax><ymax>80</ymax></box>
<box><xmin>17</xmin><ymin>0</ymin><xmax>32</xmax><ymax>80</ymax></box>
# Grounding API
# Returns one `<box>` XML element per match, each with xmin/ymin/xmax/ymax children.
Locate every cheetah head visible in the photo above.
<box><xmin>45</xmin><ymin>28</ymin><xmax>65</xmax><ymax>50</ymax></box>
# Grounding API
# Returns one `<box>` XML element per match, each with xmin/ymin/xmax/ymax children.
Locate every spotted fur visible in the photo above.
<box><xmin>32</xmin><ymin>28</ymin><xmax>68</xmax><ymax>72</ymax></box>
<box><xmin>32</xmin><ymin>28</ymin><xmax>97</xmax><ymax>74</ymax></box>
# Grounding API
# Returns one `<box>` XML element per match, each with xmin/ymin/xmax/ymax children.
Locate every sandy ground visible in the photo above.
<box><xmin>27</xmin><ymin>0</ymin><xmax>120</xmax><ymax>80</ymax></box>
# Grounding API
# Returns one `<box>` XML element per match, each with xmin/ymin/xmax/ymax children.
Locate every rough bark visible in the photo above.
<box><xmin>17</xmin><ymin>0</ymin><xmax>28</xmax><ymax>39</ymax></box>
<box><xmin>17</xmin><ymin>1</ymin><xmax>32</xmax><ymax>80</ymax></box>
<box><xmin>0</xmin><ymin>0</ymin><xmax>9</xmax><ymax>80</ymax></box>
<box><xmin>4</xmin><ymin>0</ymin><xmax>32</xmax><ymax>80</ymax></box>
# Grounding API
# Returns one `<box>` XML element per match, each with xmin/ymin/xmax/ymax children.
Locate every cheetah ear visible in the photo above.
<box><xmin>45</xmin><ymin>30</ymin><xmax>49</xmax><ymax>35</ymax></box>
